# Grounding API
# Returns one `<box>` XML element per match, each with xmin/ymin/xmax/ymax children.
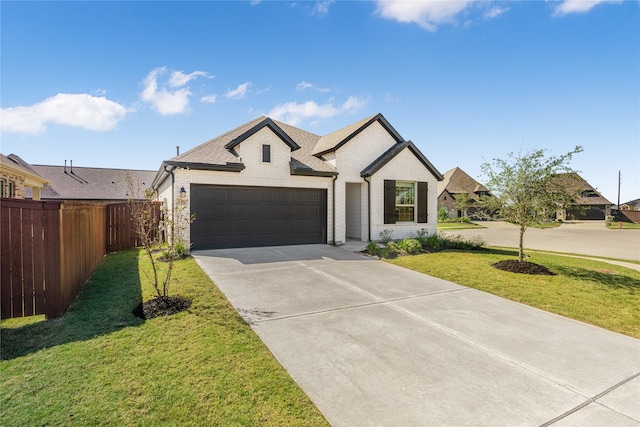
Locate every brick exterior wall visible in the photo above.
<box><xmin>0</xmin><ymin>171</ymin><xmax>25</xmax><ymax>199</ymax></box>
<box><xmin>158</xmin><ymin>122</ymin><xmax>440</xmax><ymax>247</ymax></box>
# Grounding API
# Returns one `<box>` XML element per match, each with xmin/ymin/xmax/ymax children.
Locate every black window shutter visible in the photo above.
<box><xmin>262</xmin><ymin>144</ymin><xmax>271</xmax><ymax>163</ymax></box>
<box><xmin>384</xmin><ymin>180</ymin><xmax>396</xmax><ymax>224</ymax></box>
<box><xmin>417</xmin><ymin>181</ymin><xmax>428</xmax><ymax>223</ymax></box>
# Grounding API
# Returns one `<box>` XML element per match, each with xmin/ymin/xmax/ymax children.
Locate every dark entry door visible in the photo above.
<box><xmin>190</xmin><ymin>185</ymin><xmax>327</xmax><ymax>250</ymax></box>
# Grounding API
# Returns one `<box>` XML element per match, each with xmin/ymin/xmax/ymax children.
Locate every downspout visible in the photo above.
<box><xmin>163</xmin><ymin>163</ymin><xmax>176</xmax><ymax>243</ymax></box>
<box><xmin>332</xmin><ymin>174</ymin><xmax>337</xmax><ymax>245</ymax></box>
<box><xmin>364</xmin><ymin>176</ymin><xmax>371</xmax><ymax>241</ymax></box>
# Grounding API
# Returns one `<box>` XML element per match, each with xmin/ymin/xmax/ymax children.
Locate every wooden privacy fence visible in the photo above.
<box><xmin>106</xmin><ymin>202</ymin><xmax>161</xmax><ymax>252</ymax></box>
<box><xmin>615</xmin><ymin>209</ymin><xmax>640</xmax><ymax>224</ymax></box>
<box><xmin>1</xmin><ymin>199</ymin><xmax>160</xmax><ymax>319</ymax></box>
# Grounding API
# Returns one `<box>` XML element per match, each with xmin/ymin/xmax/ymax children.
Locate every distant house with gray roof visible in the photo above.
<box><xmin>6</xmin><ymin>154</ymin><xmax>155</xmax><ymax>204</ymax></box>
<box><xmin>0</xmin><ymin>154</ymin><xmax>50</xmax><ymax>200</ymax></box>
<box><xmin>436</xmin><ymin>167</ymin><xmax>492</xmax><ymax>219</ymax></box>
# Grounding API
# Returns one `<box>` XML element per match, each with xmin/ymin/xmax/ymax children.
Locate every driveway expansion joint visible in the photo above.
<box><xmin>539</xmin><ymin>371</ymin><xmax>640</xmax><ymax>426</ymax></box>
<box><xmin>250</xmin><ymin>288</ymin><xmax>472</xmax><ymax>324</ymax></box>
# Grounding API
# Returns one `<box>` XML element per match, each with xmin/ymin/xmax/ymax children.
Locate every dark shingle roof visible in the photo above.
<box><xmin>553</xmin><ymin>173</ymin><xmax>612</xmax><ymax>206</ymax></box>
<box><xmin>167</xmin><ymin>116</ymin><xmax>334</xmax><ymax>174</ymax></box>
<box><xmin>437</xmin><ymin>167</ymin><xmax>490</xmax><ymax>197</ymax></box>
<box><xmin>24</xmin><ymin>164</ymin><xmax>156</xmax><ymax>201</ymax></box>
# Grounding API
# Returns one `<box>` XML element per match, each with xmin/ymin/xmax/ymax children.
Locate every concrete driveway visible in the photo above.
<box><xmin>441</xmin><ymin>221</ymin><xmax>640</xmax><ymax>262</ymax></box>
<box><xmin>194</xmin><ymin>244</ymin><xmax>640</xmax><ymax>426</ymax></box>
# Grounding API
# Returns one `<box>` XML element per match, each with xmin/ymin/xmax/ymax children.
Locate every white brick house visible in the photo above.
<box><xmin>151</xmin><ymin>114</ymin><xmax>443</xmax><ymax>250</ymax></box>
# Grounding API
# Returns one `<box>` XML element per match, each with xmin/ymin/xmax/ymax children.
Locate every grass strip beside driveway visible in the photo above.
<box><xmin>1</xmin><ymin>248</ymin><xmax>328</xmax><ymax>426</ymax></box>
<box><xmin>388</xmin><ymin>249</ymin><xmax>640</xmax><ymax>339</ymax></box>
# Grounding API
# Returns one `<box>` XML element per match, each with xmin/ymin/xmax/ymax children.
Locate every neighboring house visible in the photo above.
<box><xmin>620</xmin><ymin>199</ymin><xmax>640</xmax><ymax>210</ymax></box>
<box><xmin>0</xmin><ymin>154</ymin><xmax>50</xmax><ymax>200</ymax></box>
<box><xmin>554</xmin><ymin>173</ymin><xmax>613</xmax><ymax>220</ymax></box>
<box><xmin>436</xmin><ymin>167</ymin><xmax>492</xmax><ymax>219</ymax></box>
<box><xmin>6</xmin><ymin>154</ymin><xmax>156</xmax><ymax>204</ymax></box>
<box><xmin>152</xmin><ymin>113</ymin><xmax>443</xmax><ymax>250</ymax></box>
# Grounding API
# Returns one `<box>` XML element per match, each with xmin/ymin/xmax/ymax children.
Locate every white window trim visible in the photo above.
<box><xmin>396</xmin><ymin>181</ymin><xmax>416</xmax><ymax>223</ymax></box>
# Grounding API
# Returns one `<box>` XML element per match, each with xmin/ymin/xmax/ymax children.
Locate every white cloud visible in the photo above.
<box><xmin>375</xmin><ymin>0</ymin><xmax>472</xmax><ymax>31</ymax></box>
<box><xmin>200</xmin><ymin>94</ymin><xmax>218</xmax><ymax>104</ymax></box>
<box><xmin>1</xmin><ymin>93</ymin><xmax>128</xmax><ymax>134</ymax></box>
<box><xmin>168</xmin><ymin>70</ymin><xmax>212</xmax><ymax>87</ymax></box>
<box><xmin>296</xmin><ymin>81</ymin><xmax>331</xmax><ymax>92</ymax></box>
<box><xmin>553</xmin><ymin>0</ymin><xmax>623</xmax><ymax>16</ymax></box>
<box><xmin>225</xmin><ymin>82</ymin><xmax>251</xmax><ymax>100</ymax></box>
<box><xmin>268</xmin><ymin>96</ymin><xmax>368</xmax><ymax>126</ymax></box>
<box><xmin>485</xmin><ymin>5</ymin><xmax>509</xmax><ymax>19</ymax></box>
<box><xmin>313</xmin><ymin>1</ymin><xmax>334</xmax><ymax>16</ymax></box>
<box><xmin>140</xmin><ymin>67</ymin><xmax>212</xmax><ymax>115</ymax></box>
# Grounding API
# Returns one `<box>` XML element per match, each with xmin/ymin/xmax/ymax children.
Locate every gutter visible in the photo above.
<box><xmin>163</xmin><ymin>163</ymin><xmax>176</xmax><ymax>243</ymax></box>
<box><xmin>364</xmin><ymin>176</ymin><xmax>371</xmax><ymax>241</ymax></box>
<box><xmin>332</xmin><ymin>174</ymin><xmax>338</xmax><ymax>245</ymax></box>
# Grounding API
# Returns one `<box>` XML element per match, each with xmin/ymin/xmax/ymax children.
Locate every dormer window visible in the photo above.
<box><xmin>262</xmin><ymin>144</ymin><xmax>271</xmax><ymax>163</ymax></box>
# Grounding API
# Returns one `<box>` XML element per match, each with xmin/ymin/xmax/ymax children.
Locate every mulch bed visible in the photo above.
<box><xmin>492</xmin><ymin>260</ymin><xmax>556</xmax><ymax>275</ymax></box>
<box><xmin>133</xmin><ymin>296</ymin><xmax>192</xmax><ymax>319</ymax></box>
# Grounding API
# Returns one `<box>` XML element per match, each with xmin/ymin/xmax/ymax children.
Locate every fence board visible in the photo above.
<box><xmin>10</xmin><ymin>205</ymin><xmax>23</xmax><ymax>317</ymax></box>
<box><xmin>43</xmin><ymin>202</ymin><xmax>61</xmax><ymax>319</ymax></box>
<box><xmin>1</xmin><ymin>204</ymin><xmax>12</xmax><ymax>318</ymax></box>
<box><xmin>22</xmin><ymin>207</ymin><xmax>35</xmax><ymax>316</ymax></box>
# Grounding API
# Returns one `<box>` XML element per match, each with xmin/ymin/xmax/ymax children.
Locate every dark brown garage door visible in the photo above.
<box><xmin>190</xmin><ymin>185</ymin><xmax>327</xmax><ymax>250</ymax></box>
<box><xmin>566</xmin><ymin>206</ymin><xmax>606</xmax><ymax>220</ymax></box>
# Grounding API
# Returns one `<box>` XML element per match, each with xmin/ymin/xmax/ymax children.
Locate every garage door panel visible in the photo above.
<box><xmin>191</xmin><ymin>185</ymin><xmax>327</xmax><ymax>249</ymax></box>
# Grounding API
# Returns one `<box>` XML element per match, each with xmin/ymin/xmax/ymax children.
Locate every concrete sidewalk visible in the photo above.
<box><xmin>194</xmin><ymin>244</ymin><xmax>640</xmax><ymax>426</ymax></box>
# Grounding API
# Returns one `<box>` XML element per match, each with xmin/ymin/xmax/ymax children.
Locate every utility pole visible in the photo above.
<box><xmin>617</xmin><ymin>170</ymin><xmax>621</xmax><ymax>210</ymax></box>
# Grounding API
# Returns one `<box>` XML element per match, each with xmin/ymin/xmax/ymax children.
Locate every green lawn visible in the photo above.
<box><xmin>1</xmin><ymin>249</ymin><xmax>328</xmax><ymax>426</ymax></box>
<box><xmin>607</xmin><ymin>222</ymin><xmax>640</xmax><ymax>229</ymax></box>
<box><xmin>388</xmin><ymin>249</ymin><xmax>640</xmax><ymax>338</ymax></box>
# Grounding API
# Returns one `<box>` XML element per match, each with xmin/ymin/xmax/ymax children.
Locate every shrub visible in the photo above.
<box><xmin>366</xmin><ymin>241</ymin><xmax>380</xmax><ymax>256</ymax></box>
<box><xmin>379</xmin><ymin>229</ymin><xmax>394</xmax><ymax>244</ymax></box>
<box><xmin>398</xmin><ymin>238</ymin><xmax>422</xmax><ymax>255</ymax></box>
<box><xmin>605</xmin><ymin>215</ymin><xmax>615</xmax><ymax>224</ymax></box>
<box><xmin>385</xmin><ymin>241</ymin><xmax>400</xmax><ymax>258</ymax></box>
<box><xmin>438</xmin><ymin>207</ymin><xmax>448</xmax><ymax>222</ymax></box>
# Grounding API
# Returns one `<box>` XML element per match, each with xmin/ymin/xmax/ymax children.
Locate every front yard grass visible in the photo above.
<box><xmin>388</xmin><ymin>249</ymin><xmax>640</xmax><ymax>338</ymax></box>
<box><xmin>1</xmin><ymin>248</ymin><xmax>328</xmax><ymax>426</ymax></box>
<box><xmin>607</xmin><ymin>222</ymin><xmax>640</xmax><ymax>229</ymax></box>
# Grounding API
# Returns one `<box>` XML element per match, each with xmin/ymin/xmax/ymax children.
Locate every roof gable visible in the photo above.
<box><xmin>553</xmin><ymin>172</ymin><xmax>612</xmax><ymax>205</ymax></box>
<box><xmin>1</xmin><ymin>154</ymin><xmax>50</xmax><ymax>187</ymax></box>
<box><xmin>312</xmin><ymin>113</ymin><xmax>404</xmax><ymax>157</ymax></box>
<box><xmin>360</xmin><ymin>140</ymin><xmax>443</xmax><ymax>180</ymax></box>
<box><xmin>437</xmin><ymin>167</ymin><xmax>489</xmax><ymax>197</ymax></box>
<box><xmin>224</xmin><ymin>117</ymin><xmax>301</xmax><ymax>153</ymax></box>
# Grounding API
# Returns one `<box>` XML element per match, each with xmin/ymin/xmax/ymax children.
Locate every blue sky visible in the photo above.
<box><xmin>1</xmin><ymin>0</ymin><xmax>638</xmax><ymax>203</ymax></box>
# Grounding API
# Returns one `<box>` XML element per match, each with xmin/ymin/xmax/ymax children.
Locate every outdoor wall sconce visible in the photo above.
<box><xmin>180</xmin><ymin>186</ymin><xmax>186</xmax><ymax>194</ymax></box>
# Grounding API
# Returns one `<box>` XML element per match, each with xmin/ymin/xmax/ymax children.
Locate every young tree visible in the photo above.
<box><xmin>125</xmin><ymin>174</ymin><xmax>194</xmax><ymax>300</ymax></box>
<box><xmin>481</xmin><ymin>146</ymin><xmax>583</xmax><ymax>262</ymax></box>
<box><xmin>454</xmin><ymin>192</ymin><xmax>472</xmax><ymax>218</ymax></box>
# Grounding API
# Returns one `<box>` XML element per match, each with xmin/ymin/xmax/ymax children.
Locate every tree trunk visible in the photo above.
<box><xmin>519</xmin><ymin>225</ymin><xmax>525</xmax><ymax>262</ymax></box>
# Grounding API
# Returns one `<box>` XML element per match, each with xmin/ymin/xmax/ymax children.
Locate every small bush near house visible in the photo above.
<box><xmin>398</xmin><ymin>238</ymin><xmax>423</xmax><ymax>255</ymax></box>
<box><xmin>379</xmin><ymin>229</ymin><xmax>394</xmax><ymax>243</ymax></box>
<box><xmin>384</xmin><ymin>241</ymin><xmax>400</xmax><ymax>258</ymax></box>
<box><xmin>366</xmin><ymin>241</ymin><xmax>380</xmax><ymax>257</ymax></box>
